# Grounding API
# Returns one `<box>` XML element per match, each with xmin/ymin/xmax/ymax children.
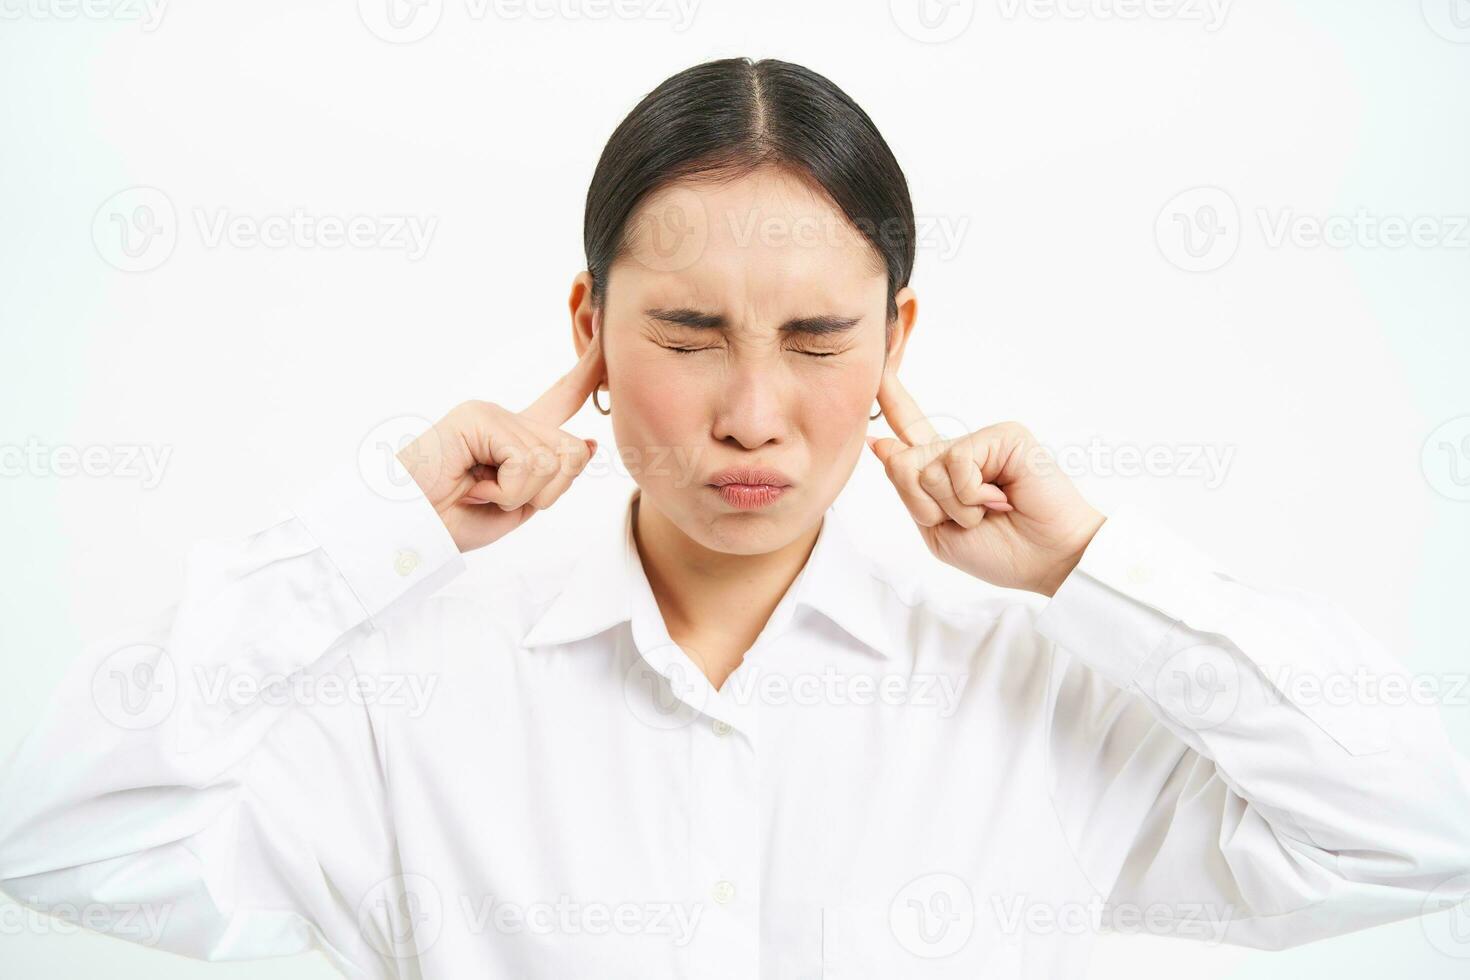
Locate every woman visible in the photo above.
<box><xmin>1</xmin><ymin>57</ymin><xmax>1467</xmax><ymax>979</ymax></box>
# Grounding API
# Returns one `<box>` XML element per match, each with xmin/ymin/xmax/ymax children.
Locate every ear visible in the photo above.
<box><xmin>885</xmin><ymin>286</ymin><xmax>918</xmax><ymax>373</ymax></box>
<box><xmin>568</xmin><ymin>272</ymin><xmax>603</xmax><ymax>384</ymax></box>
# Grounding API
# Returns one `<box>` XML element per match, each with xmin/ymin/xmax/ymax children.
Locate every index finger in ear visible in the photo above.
<box><xmin>875</xmin><ymin>364</ymin><xmax>941</xmax><ymax>446</ymax></box>
<box><xmin>522</xmin><ymin>313</ymin><xmax>606</xmax><ymax>427</ymax></box>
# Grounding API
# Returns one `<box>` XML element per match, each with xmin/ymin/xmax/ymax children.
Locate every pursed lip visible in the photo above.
<box><xmin>707</xmin><ymin>466</ymin><xmax>794</xmax><ymax>489</ymax></box>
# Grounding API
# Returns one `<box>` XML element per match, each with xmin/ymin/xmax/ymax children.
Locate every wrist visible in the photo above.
<box><xmin>1032</xmin><ymin>509</ymin><xmax>1107</xmax><ymax>598</ymax></box>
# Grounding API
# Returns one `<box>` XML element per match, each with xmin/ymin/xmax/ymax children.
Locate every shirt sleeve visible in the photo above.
<box><xmin>0</xmin><ymin>453</ymin><xmax>464</xmax><ymax>977</ymax></box>
<box><xmin>1032</xmin><ymin>503</ymin><xmax>1470</xmax><ymax>950</ymax></box>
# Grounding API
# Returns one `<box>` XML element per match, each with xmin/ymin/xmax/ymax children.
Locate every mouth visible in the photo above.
<box><xmin>707</xmin><ymin>467</ymin><xmax>793</xmax><ymax>510</ymax></box>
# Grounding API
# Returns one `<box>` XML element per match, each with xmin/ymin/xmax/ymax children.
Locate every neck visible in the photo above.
<box><xmin>631</xmin><ymin>489</ymin><xmax>821</xmax><ymax>690</ymax></box>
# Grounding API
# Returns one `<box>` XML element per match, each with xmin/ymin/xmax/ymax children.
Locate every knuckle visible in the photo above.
<box><xmin>459</xmin><ymin>398</ymin><xmax>496</xmax><ymax>417</ymax></box>
<box><xmin>526</xmin><ymin>443</ymin><xmax>559</xmax><ymax>476</ymax></box>
<box><xmin>560</xmin><ymin>431</ymin><xmax>592</xmax><ymax>461</ymax></box>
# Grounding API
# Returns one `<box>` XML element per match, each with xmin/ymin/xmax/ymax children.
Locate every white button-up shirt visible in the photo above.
<box><xmin>2</xmin><ymin>455</ymin><xmax>1469</xmax><ymax>979</ymax></box>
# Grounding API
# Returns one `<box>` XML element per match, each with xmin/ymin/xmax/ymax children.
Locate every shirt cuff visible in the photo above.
<box><xmin>290</xmin><ymin>451</ymin><xmax>465</xmax><ymax>623</ymax></box>
<box><xmin>1032</xmin><ymin>503</ymin><xmax>1233</xmax><ymax>690</ymax></box>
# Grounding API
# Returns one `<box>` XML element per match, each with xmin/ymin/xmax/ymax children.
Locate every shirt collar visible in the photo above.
<box><xmin>519</xmin><ymin>486</ymin><xmax>900</xmax><ymax>660</ymax></box>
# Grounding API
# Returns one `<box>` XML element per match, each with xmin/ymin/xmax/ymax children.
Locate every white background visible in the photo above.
<box><xmin>2</xmin><ymin>0</ymin><xmax>1469</xmax><ymax>976</ymax></box>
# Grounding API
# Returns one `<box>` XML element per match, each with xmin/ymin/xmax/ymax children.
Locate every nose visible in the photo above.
<box><xmin>710</xmin><ymin>361</ymin><xmax>791</xmax><ymax>451</ymax></box>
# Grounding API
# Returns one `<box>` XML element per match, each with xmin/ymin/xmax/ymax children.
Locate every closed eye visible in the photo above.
<box><xmin>661</xmin><ymin>344</ymin><xmax>838</xmax><ymax>358</ymax></box>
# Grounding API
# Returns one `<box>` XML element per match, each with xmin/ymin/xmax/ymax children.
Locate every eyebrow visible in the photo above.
<box><xmin>644</xmin><ymin>307</ymin><xmax>862</xmax><ymax>338</ymax></box>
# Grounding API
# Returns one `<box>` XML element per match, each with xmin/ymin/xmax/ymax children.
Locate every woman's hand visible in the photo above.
<box><xmin>866</xmin><ymin>366</ymin><xmax>1106</xmax><ymax>596</ymax></box>
<box><xmin>396</xmin><ymin>319</ymin><xmax>606</xmax><ymax>553</ymax></box>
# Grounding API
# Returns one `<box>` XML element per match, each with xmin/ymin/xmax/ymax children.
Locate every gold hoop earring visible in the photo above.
<box><xmin>593</xmin><ymin>387</ymin><xmax>611</xmax><ymax>416</ymax></box>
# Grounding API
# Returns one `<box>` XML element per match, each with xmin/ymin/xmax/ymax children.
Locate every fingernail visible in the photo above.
<box><xmin>983</xmin><ymin>501</ymin><xmax>1013</xmax><ymax>512</ymax></box>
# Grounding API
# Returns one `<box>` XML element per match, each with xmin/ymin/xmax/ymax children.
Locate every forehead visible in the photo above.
<box><xmin>613</xmin><ymin>167</ymin><xmax>886</xmax><ymax>315</ymax></box>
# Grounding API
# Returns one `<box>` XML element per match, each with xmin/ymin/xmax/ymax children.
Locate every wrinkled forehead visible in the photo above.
<box><xmin>612</xmin><ymin>169</ymin><xmax>888</xmax><ymax>318</ymax></box>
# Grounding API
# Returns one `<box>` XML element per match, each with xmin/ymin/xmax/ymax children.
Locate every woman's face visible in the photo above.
<box><xmin>571</xmin><ymin>166</ymin><xmax>916</xmax><ymax>555</ymax></box>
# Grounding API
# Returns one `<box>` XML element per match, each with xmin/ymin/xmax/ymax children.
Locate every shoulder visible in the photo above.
<box><xmin>400</xmin><ymin>543</ymin><xmax>574</xmax><ymax>649</ymax></box>
<box><xmin>861</xmin><ymin>550</ymin><xmax>1057</xmax><ymax>674</ymax></box>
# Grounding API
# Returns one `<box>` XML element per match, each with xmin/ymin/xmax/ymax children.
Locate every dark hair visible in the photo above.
<box><xmin>583</xmin><ymin>57</ymin><xmax>916</xmax><ymax>338</ymax></box>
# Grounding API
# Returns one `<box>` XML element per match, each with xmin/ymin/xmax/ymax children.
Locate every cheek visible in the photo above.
<box><xmin>801</xmin><ymin>365</ymin><xmax>875</xmax><ymax>446</ymax></box>
<box><xmin>610</xmin><ymin>352</ymin><xmax>701</xmax><ymax>444</ymax></box>
<box><xmin>826</xmin><ymin>365</ymin><xmax>878</xmax><ymax>410</ymax></box>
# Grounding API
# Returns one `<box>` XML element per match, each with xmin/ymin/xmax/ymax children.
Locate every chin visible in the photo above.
<box><xmin>697</xmin><ymin>492</ymin><xmax>814</xmax><ymax>552</ymax></box>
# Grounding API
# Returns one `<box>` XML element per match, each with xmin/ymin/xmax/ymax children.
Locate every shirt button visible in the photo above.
<box><xmin>712</xmin><ymin>880</ymin><xmax>736</xmax><ymax>905</ymax></box>
<box><xmin>1125</xmin><ymin>562</ymin><xmax>1152</xmax><ymax>586</ymax></box>
<box><xmin>394</xmin><ymin>550</ymin><xmax>421</xmax><ymax>577</ymax></box>
<box><xmin>712</xmin><ymin>719</ymin><xmax>732</xmax><ymax>737</ymax></box>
